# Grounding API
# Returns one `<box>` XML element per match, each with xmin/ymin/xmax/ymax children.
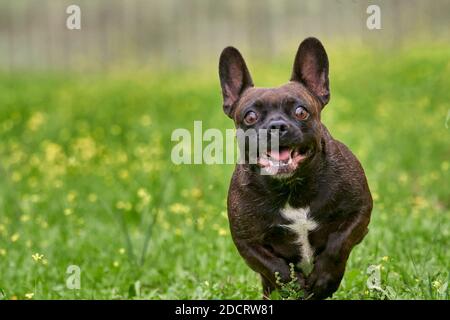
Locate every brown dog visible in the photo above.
<box><xmin>219</xmin><ymin>37</ymin><xmax>373</xmax><ymax>299</ymax></box>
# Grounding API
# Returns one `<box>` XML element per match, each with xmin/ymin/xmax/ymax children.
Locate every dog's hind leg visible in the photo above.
<box><xmin>261</xmin><ymin>274</ymin><xmax>275</xmax><ymax>300</ymax></box>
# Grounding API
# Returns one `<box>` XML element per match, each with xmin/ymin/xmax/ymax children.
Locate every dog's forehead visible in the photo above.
<box><xmin>239</xmin><ymin>82</ymin><xmax>320</xmax><ymax>112</ymax></box>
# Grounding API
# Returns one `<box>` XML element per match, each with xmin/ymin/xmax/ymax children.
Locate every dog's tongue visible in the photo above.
<box><xmin>269</xmin><ymin>148</ymin><xmax>291</xmax><ymax>161</ymax></box>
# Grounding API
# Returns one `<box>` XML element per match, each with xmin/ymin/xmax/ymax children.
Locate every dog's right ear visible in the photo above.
<box><xmin>219</xmin><ymin>47</ymin><xmax>254</xmax><ymax>118</ymax></box>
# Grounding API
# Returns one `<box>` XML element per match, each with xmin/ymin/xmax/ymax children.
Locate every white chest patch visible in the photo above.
<box><xmin>280</xmin><ymin>205</ymin><xmax>318</xmax><ymax>273</ymax></box>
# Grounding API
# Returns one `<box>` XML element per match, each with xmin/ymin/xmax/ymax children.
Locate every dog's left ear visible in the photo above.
<box><xmin>291</xmin><ymin>37</ymin><xmax>330</xmax><ymax>107</ymax></box>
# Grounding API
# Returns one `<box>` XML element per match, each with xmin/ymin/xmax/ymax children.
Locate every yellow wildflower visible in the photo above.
<box><xmin>11</xmin><ymin>171</ymin><xmax>21</xmax><ymax>182</ymax></box>
<box><xmin>119</xmin><ymin>169</ymin><xmax>129</xmax><ymax>180</ymax></box>
<box><xmin>140</xmin><ymin>115</ymin><xmax>152</xmax><ymax>127</ymax></box>
<box><xmin>191</xmin><ymin>188</ymin><xmax>202</xmax><ymax>199</ymax></box>
<box><xmin>116</xmin><ymin>201</ymin><xmax>132</xmax><ymax>211</ymax></box>
<box><xmin>27</xmin><ymin>112</ymin><xmax>45</xmax><ymax>131</ymax></box>
<box><xmin>32</xmin><ymin>253</ymin><xmax>44</xmax><ymax>262</ymax></box>
<box><xmin>24</xmin><ymin>293</ymin><xmax>34</xmax><ymax>299</ymax></box>
<box><xmin>88</xmin><ymin>193</ymin><xmax>98</xmax><ymax>203</ymax></box>
<box><xmin>67</xmin><ymin>191</ymin><xmax>77</xmax><ymax>203</ymax></box>
<box><xmin>432</xmin><ymin>280</ymin><xmax>441</xmax><ymax>289</ymax></box>
<box><xmin>441</xmin><ymin>161</ymin><xmax>449</xmax><ymax>171</ymax></box>
<box><xmin>137</xmin><ymin>188</ymin><xmax>152</xmax><ymax>206</ymax></box>
<box><xmin>73</xmin><ymin>136</ymin><xmax>97</xmax><ymax>161</ymax></box>
<box><xmin>20</xmin><ymin>215</ymin><xmax>31</xmax><ymax>222</ymax></box>
<box><xmin>11</xmin><ymin>233</ymin><xmax>20</xmax><ymax>242</ymax></box>
<box><xmin>169</xmin><ymin>203</ymin><xmax>190</xmax><ymax>215</ymax></box>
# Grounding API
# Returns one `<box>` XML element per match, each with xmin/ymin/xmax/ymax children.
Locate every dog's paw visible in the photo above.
<box><xmin>305</xmin><ymin>271</ymin><xmax>339</xmax><ymax>300</ymax></box>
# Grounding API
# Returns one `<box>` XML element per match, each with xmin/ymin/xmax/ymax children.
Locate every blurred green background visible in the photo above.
<box><xmin>0</xmin><ymin>0</ymin><xmax>449</xmax><ymax>299</ymax></box>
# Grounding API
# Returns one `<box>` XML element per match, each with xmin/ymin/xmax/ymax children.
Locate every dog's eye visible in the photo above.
<box><xmin>244</xmin><ymin>111</ymin><xmax>258</xmax><ymax>125</ymax></box>
<box><xmin>295</xmin><ymin>106</ymin><xmax>309</xmax><ymax>120</ymax></box>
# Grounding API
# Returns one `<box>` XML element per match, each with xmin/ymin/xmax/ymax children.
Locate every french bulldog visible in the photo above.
<box><xmin>218</xmin><ymin>37</ymin><xmax>373</xmax><ymax>299</ymax></box>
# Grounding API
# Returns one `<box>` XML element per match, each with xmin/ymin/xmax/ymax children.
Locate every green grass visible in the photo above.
<box><xmin>0</xmin><ymin>44</ymin><xmax>449</xmax><ymax>300</ymax></box>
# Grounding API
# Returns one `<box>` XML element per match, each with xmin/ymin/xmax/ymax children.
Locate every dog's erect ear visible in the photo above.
<box><xmin>291</xmin><ymin>37</ymin><xmax>330</xmax><ymax>107</ymax></box>
<box><xmin>219</xmin><ymin>47</ymin><xmax>254</xmax><ymax>118</ymax></box>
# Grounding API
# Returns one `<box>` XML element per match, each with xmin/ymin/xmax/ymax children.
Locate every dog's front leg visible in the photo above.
<box><xmin>306</xmin><ymin>210</ymin><xmax>371</xmax><ymax>299</ymax></box>
<box><xmin>234</xmin><ymin>239</ymin><xmax>304</xmax><ymax>298</ymax></box>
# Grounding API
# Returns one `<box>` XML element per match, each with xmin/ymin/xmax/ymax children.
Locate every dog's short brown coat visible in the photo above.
<box><xmin>219</xmin><ymin>37</ymin><xmax>373</xmax><ymax>299</ymax></box>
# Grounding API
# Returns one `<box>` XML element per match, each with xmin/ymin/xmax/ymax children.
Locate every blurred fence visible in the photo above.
<box><xmin>0</xmin><ymin>0</ymin><xmax>449</xmax><ymax>71</ymax></box>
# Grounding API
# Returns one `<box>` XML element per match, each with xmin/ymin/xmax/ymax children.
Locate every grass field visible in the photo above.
<box><xmin>0</xmin><ymin>44</ymin><xmax>449</xmax><ymax>300</ymax></box>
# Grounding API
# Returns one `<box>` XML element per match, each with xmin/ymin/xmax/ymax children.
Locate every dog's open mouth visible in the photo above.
<box><xmin>257</xmin><ymin>146</ymin><xmax>311</xmax><ymax>176</ymax></box>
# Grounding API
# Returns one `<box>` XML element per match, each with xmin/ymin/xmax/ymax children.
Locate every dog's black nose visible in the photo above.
<box><xmin>268</xmin><ymin>120</ymin><xmax>289</xmax><ymax>136</ymax></box>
